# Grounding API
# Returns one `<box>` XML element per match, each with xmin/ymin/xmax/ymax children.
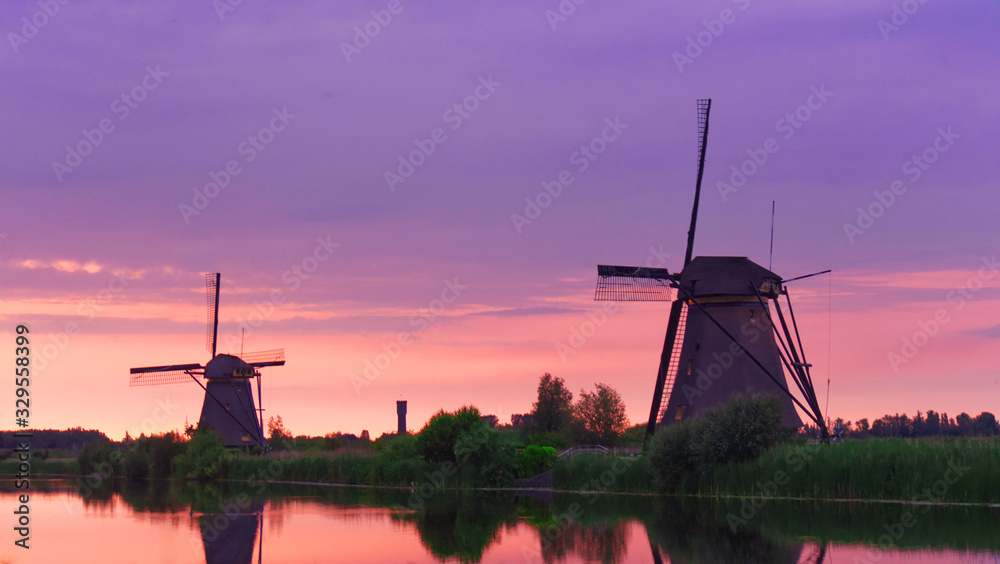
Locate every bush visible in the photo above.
<box><xmin>520</xmin><ymin>445</ymin><xmax>557</xmax><ymax>477</ymax></box>
<box><xmin>173</xmin><ymin>430</ymin><xmax>228</xmax><ymax>480</ymax></box>
<box><xmin>77</xmin><ymin>441</ymin><xmax>123</xmax><ymax>477</ymax></box>
<box><xmin>649</xmin><ymin>392</ymin><xmax>786</xmax><ymax>492</ymax></box>
<box><xmin>417</xmin><ymin>406</ymin><xmax>483</xmax><ymax>464</ymax></box>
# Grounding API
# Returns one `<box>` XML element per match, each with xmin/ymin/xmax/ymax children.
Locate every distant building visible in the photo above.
<box><xmin>397</xmin><ymin>401</ymin><xmax>407</xmax><ymax>435</ymax></box>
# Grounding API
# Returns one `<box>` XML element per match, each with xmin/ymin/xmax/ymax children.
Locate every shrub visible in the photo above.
<box><xmin>649</xmin><ymin>392</ymin><xmax>786</xmax><ymax>492</ymax></box>
<box><xmin>173</xmin><ymin>430</ymin><xmax>228</xmax><ymax>480</ymax></box>
<box><xmin>520</xmin><ymin>445</ymin><xmax>557</xmax><ymax>477</ymax></box>
<box><xmin>417</xmin><ymin>406</ymin><xmax>483</xmax><ymax>464</ymax></box>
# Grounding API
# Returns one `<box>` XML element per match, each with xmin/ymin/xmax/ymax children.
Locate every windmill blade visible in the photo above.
<box><xmin>643</xmin><ymin>298</ymin><xmax>687</xmax><ymax>448</ymax></box>
<box><xmin>206</xmin><ymin>273</ymin><xmax>221</xmax><ymax>357</ymax></box>
<box><xmin>683</xmin><ymin>98</ymin><xmax>712</xmax><ymax>268</ymax></box>
<box><xmin>595</xmin><ymin>265</ymin><xmax>675</xmax><ymax>302</ymax></box>
<box><xmin>242</xmin><ymin>348</ymin><xmax>285</xmax><ymax>367</ymax></box>
<box><xmin>129</xmin><ymin>363</ymin><xmax>203</xmax><ymax>387</ymax></box>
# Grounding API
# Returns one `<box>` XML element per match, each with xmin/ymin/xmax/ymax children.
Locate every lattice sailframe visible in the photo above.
<box><xmin>595</xmin><ymin>265</ymin><xmax>675</xmax><ymax>302</ymax></box>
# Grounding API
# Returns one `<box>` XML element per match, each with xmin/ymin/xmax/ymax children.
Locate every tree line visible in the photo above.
<box><xmin>808</xmin><ymin>410</ymin><xmax>1000</xmax><ymax>439</ymax></box>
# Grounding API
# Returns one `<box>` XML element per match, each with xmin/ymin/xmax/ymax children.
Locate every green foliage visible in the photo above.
<box><xmin>123</xmin><ymin>447</ymin><xmax>151</xmax><ymax>480</ymax></box>
<box><xmin>712</xmin><ymin>436</ymin><xmax>1000</xmax><ymax>503</ymax></box>
<box><xmin>455</xmin><ymin>426</ymin><xmax>518</xmax><ymax>487</ymax></box>
<box><xmin>417</xmin><ymin>406</ymin><xmax>483</xmax><ymax>464</ymax></box>
<box><xmin>173</xmin><ymin>429</ymin><xmax>227</xmax><ymax>480</ymax></box>
<box><xmin>522</xmin><ymin>431</ymin><xmax>567</xmax><ymax>451</ymax></box>
<box><xmin>520</xmin><ymin>445</ymin><xmax>557</xmax><ymax>476</ymax></box>
<box><xmin>620</xmin><ymin>423</ymin><xmax>648</xmax><ymax>448</ymax></box>
<box><xmin>77</xmin><ymin>441</ymin><xmax>123</xmax><ymax>477</ymax></box>
<box><xmin>649</xmin><ymin>392</ymin><xmax>785</xmax><ymax>492</ymax></box>
<box><xmin>648</xmin><ymin>419</ymin><xmax>700</xmax><ymax>491</ymax></box>
<box><xmin>551</xmin><ymin>453</ymin><xmax>651</xmax><ymax>493</ymax></box>
<box><xmin>530</xmin><ymin>373</ymin><xmax>573</xmax><ymax>434</ymax></box>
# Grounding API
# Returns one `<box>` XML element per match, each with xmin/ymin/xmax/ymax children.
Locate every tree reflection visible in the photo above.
<box><xmin>405</xmin><ymin>491</ymin><xmax>519</xmax><ymax>562</ymax></box>
<box><xmin>536</xmin><ymin>520</ymin><xmax>630</xmax><ymax>564</ymax></box>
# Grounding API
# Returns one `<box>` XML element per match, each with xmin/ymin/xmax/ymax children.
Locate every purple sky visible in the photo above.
<box><xmin>2</xmin><ymin>0</ymin><xmax>999</xmax><ymax>439</ymax></box>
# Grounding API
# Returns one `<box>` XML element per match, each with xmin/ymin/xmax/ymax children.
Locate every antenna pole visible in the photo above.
<box><xmin>769</xmin><ymin>201</ymin><xmax>775</xmax><ymax>273</ymax></box>
<box><xmin>684</xmin><ymin>99</ymin><xmax>712</xmax><ymax>268</ymax></box>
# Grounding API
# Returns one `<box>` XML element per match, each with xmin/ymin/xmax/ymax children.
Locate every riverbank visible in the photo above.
<box><xmin>706</xmin><ymin>437</ymin><xmax>1000</xmax><ymax>504</ymax></box>
<box><xmin>61</xmin><ymin>431</ymin><xmax>1000</xmax><ymax>504</ymax></box>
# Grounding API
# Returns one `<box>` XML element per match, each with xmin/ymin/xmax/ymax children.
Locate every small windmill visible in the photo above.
<box><xmin>594</xmin><ymin>100</ymin><xmax>828</xmax><ymax>446</ymax></box>
<box><xmin>129</xmin><ymin>273</ymin><xmax>285</xmax><ymax>448</ymax></box>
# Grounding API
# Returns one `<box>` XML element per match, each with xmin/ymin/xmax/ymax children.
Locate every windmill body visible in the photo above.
<box><xmin>658</xmin><ymin>256</ymin><xmax>803</xmax><ymax>428</ymax></box>
<box><xmin>200</xmin><ymin>354</ymin><xmax>266</xmax><ymax>446</ymax></box>
<box><xmin>129</xmin><ymin>274</ymin><xmax>285</xmax><ymax>449</ymax></box>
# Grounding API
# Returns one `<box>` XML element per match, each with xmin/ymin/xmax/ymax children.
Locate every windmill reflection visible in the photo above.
<box><xmin>198</xmin><ymin>499</ymin><xmax>264</xmax><ymax>564</ymax></box>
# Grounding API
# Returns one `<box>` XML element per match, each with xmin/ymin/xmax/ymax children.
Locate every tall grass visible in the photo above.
<box><xmin>709</xmin><ymin>436</ymin><xmax>1000</xmax><ymax>503</ymax></box>
<box><xmin>551</xmin><ymin>453</ymin><xmax>651</xmax><ymax>493</ymax></box>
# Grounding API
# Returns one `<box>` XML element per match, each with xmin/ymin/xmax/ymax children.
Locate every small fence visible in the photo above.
<box><xmin>557</xmin><ymin>445</ymin><xmax>609</xmax><ymax>458</ymax></box>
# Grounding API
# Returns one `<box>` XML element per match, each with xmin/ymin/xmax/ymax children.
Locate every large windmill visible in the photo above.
<box><xmin>594</xmin><ymin>100</ymin><xmax>828</xmax><ymax>446</ymax></box>
<box><xmin>129</xmin><ymin>273</ymin><xmax>285</xmax><ymax>448</ymax></box>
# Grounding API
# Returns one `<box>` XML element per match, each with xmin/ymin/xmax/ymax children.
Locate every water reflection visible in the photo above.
<box><xmin>2</xmin><ymin>479</ymin><xmax>999</xmax><ymax>563</ymax></box>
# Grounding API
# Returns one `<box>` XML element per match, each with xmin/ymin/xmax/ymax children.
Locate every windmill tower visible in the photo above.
<box><xmin>129</xmin><ymin>273</ymin><xmax>286</xmax><ymax>448</ymax></box>
<box><xmin>594</xmin><ymin>100</ymin><xmax>828</xmax><ymax>446</ymax></box>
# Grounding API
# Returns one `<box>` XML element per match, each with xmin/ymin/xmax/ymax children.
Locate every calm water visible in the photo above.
<box><xmin>3</xmin><ymin>479</ymin><xmax>1000</xmax><ymax>563</ymax></box>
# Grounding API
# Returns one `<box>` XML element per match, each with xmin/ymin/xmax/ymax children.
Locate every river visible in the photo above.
<box><xmin>2</xmin><ymin>479</ymin><xmax>999</xmax><ymax>563</ymax></box>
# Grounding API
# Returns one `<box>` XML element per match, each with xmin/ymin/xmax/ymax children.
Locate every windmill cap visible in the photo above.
<box><xmin>679</xmin><ymin>256</ymin><xmax>781</xmax><ymax>298</ymax></box>
<box><xmin>205</xmin><ymin>354</ymin><xmax>255</xmax><ymax>379</ymax></box>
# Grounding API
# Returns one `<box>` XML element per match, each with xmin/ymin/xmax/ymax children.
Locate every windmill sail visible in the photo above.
<box><xmin>206</xmin><ymin>273</ymin><xmax>220</xmax><ymax>357</ymax></box>
<box><xmin>241</xmin><ymin>348</ymin><xmax>286</xmax><ymax>367</ymax></box>
<box><xmin>595</xmin><ymin>265</ymin><xmax>674</xmax><ymax>302</ymax></box>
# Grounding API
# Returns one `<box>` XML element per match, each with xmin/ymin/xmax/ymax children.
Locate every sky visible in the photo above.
<box><xmin>1</xmin><ymin>0</ymin><xmax>999</xmax><ymax>441</ymax></box>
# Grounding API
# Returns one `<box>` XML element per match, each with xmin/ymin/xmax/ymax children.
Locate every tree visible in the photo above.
<box><xmin>572</xmin><ymin>383</ymin><xmax>629</xmax><ymax>446</ymax></box>
<box><xmin>267</xmin><ymin>415</ymin><xmax>292</xmax><ymax>448</ymax></box>
<box><xmin>510</xmin><ymin>413</ymin><xmax>533</xmax><ymax>430</ymax></box>
<box><xmin>974</xmin><ymin>412</ymin><xmax>998</xmax><ymax>436</ymax></box>
<box><xmin>530</xmin><ymin>373</ymin><xmax>573</xmax><ymax>434</ymax></box>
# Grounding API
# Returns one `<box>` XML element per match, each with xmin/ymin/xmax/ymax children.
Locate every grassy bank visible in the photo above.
<box><xmin>0</xmin><ymin>458</ymin><xmax>77</xmax><ymax>475</ymax></box>
<box><xmin>551</xmin><ymin>453</ymin><xmax>652</xmax><ymax>493</ymax></box>
<box><xmin>707</xmin><ymin>437</ymin><xmax>1000</xmax><ymax>503</ymax></box>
